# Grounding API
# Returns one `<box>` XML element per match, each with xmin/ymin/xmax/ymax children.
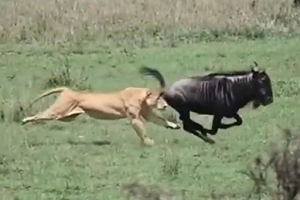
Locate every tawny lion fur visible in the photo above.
<box><xmin>21</xmin><ymin>86</ymin><xmax>180</xmax><ymax>146</ymax></box>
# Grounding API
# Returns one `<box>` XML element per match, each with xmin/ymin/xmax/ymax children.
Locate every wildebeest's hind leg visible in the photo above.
<box><xmin>208</xmin><ymin>114</ymin><xmax>243</xmax><ymax>135</ymax></box>
<box><xmin>179</xmin><ymin>111</ymin><xmax>215</xmax><ymax>144</ymax></box>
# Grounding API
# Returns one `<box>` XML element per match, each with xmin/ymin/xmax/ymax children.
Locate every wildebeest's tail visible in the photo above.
<box><xmin>27</xmin><ymin>87</ymin><xmax>70</xmax><ymax>108</ymax></box>
<box><xmin>139</xmin><ymin>66</ymin><xmax>166</xmax><ymax>88</ymax></box>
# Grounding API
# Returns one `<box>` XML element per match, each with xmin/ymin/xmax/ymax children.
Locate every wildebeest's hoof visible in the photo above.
<box><xmin>206</xmin><ymin>138</ymin><xmax>215</xmax><ymax>144</ymax></box>
<box><xmin>200</xmin><ymin>135</ymin><xmax>215</xmax><ymax>144</ymax></box>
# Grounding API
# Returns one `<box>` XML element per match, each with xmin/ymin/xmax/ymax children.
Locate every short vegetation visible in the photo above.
<box><xmin>0</xmin><ymin>0</ymin><xmax>300</xmax><ymax>199</ymax></box>
<box><xmin>0</xmin><ymin>0</ymin><xmax>300</xmax><ymax>46</ymax></box>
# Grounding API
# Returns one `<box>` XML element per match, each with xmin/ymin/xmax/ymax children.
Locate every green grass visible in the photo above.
<box><xmin>0</xmin><ymin>38</ymin><xmax>299</xmax><ymax>200</ymax></box>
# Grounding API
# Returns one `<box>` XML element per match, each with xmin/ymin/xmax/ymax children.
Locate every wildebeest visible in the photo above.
<box><xmin>139</xmin><ymin>62</ymin><xmax>274</xmax><ymax>144</ymax></box>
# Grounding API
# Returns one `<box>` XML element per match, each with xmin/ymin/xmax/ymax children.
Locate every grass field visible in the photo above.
<box><xmin>1</xmin><ymin>0</ymin><xmax>300</xmax><ymax>199</ymax></box>
<box><xmin>0</xmin><ymin>38</ymin><xmax>299</xmax><ymax>200</ymax></box>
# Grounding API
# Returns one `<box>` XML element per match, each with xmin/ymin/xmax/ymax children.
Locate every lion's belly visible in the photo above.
<box><xmin>85</xmin><ymin>109</ymin><xmax>124</xmax><ymax>120</ymax></box>
<box><xmin>82</xmin><ymin>104</ymin><xmax>125</xmax><ymax>120</ymax></box>
<box><xmin>79</xmin><ymin>94</ymin><xmax>125</xmax><ymax>120</ymax></box>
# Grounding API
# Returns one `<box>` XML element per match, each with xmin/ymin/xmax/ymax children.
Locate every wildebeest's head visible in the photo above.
<box><xmin>251</xmin><ymin>62</ymin><xmax>273</xmax><ymax>108</ymax></box>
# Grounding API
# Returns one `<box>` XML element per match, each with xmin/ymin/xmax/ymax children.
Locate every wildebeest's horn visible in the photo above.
<box><xmin>253</xmin><ymin>61</ymin><xmax>266</xmax><ymax>72</ymax></box>
<box><xmin>251</xmin><ymin>61</ymin><xmax>261</xmax><ymax>72</ymax></box>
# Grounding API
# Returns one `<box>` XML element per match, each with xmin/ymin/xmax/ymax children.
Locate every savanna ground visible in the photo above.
<box><xmin>1</xmin><ymin>0</ymin><xmax>300</xmax><ymax>199</ymax></box>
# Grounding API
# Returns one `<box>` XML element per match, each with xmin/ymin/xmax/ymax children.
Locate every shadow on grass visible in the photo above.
<box><xmin>67</xmin><ymin>140</ymin><xmax>111</xmax><ymax>146</ymax></box>
<box><xmin>26</xmin><ymin>140</ymin><xmax>111</xmax><ymax>147</ymax></box>
<box><xmin>122</xmin><ymin>181</ymin><xmax>183</xmax><ymax>200</ymax></box>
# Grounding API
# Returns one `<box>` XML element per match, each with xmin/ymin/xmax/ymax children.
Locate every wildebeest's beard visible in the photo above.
<box><xmin>252</xmin><ymin>74</ymin><xmax>273</xmax><ymax>107</ymax></box>
<box><xmin>247</xmin><ymin>77</ymin><xmax>273</xmax><ymax>109</ymax></box>
<box><xmin>253</xmin><ymin>92</ymin><xmax>270</xmax><ymax>108</ymax></box>
<box><xmin>251</xmin><ymin>100</ymin><xmax>261</xmax><ymax>109</ymax></box>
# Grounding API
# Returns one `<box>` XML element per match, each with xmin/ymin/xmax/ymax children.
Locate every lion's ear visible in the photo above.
<box><xmin>143</xmin><ymin>90</ymin><xmax>155</xmax><ymax>106</ymax></box>
<box><xmin>145</xmin><ymin>90</ymin><xmax>152</xmax><ymax>98</ymax></box>
<box><xmin>139</xmin><ymin>89</ymin><xmax>151</xmax><ymax>103</ymax></box>
<box><xmin>157</xmin><ymin>88</ymin><xmax>164</xmax><ymax>97</ymax></box>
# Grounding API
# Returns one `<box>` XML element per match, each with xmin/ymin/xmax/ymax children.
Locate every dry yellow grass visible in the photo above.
<box><xmin>0</xmin><ymin>0</ymin><xmax>300</xmax><ymax>44</ymax></box>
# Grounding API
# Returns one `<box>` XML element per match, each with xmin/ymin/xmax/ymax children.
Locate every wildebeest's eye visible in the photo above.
<box><xmin>260</xmin><ymin>76</ymin><xmax>267</xmax><ymax>82</ymax></box>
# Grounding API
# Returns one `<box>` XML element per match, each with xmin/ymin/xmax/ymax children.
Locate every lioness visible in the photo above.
<box><xmin>21</xmin><ymin>86</ymin><xmax>180</xmax><ymax>146</ymax></box>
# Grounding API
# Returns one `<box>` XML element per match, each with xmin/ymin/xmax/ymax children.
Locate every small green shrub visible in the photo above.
<box><xmin>44</xmin><ymin>56</ymin><xmax>92</xmax><ymax>91</ymax></box>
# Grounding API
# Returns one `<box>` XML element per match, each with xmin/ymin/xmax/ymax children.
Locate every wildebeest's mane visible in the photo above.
<box><xmin>191</xmin><ymin>69</ymin><xmax>253</xmax><ymax>81</ymax></box>
<box><xmin>204</xmin><ymin>69</ymin><xmax>252</xmax><ymax>77</ymax></box>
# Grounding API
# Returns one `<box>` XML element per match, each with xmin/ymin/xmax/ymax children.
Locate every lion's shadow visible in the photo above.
<box><xmin>27</xmin><ymin>140</ymin><xmax>111</xmax><ymax>147</ymax></box>
<box><xmin>67</xmin><ymin>140</ymin><xmax>111</xmax><ymax>146</ymax></box>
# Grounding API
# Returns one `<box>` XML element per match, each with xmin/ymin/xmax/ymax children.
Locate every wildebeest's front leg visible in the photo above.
<box><xmin>179</xmin><ymin>112</ymin><xmax>215</xmax><ymax>144</ymax></box>
<box><xmin>208</xmin><ymin>113</ymin><xmax>243</xmax><ymax>135</ymax></box>
<box><xmin>219</xmin><ymin>113</ymin><xmax>243</xmax><ymax>129</ymax></box>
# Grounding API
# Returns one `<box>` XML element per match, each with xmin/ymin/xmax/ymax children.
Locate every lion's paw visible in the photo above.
<box><xmin>142</xmin><ymin>137</ymin><xmax>154</xmax><ymax>146</ymax></box>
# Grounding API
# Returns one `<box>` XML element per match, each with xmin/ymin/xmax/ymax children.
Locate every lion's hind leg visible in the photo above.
<box><xmin>21</xmin><ymin>110</ymin><xmax>62</xmax><ymax>125</ymax></box>
<box><xmin>22</xmin><ymin>106</ymin><xmax>84</xmax><ymax>124</ymax></box>
<box><xmin>22</xmin><ymin>93</ymin><xmax>80</xmax><ymax>125</ymax></box>
<box><xmin>57</xmin><ymin>107</ymin><xmax>84</xmax><ymax>122</ymax></box>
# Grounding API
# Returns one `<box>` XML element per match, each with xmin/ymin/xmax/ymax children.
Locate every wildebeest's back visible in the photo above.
<box><xmin>164</xmin><ymin>77</ymin><xmax>222</xmax><ymax>114</ymax></box>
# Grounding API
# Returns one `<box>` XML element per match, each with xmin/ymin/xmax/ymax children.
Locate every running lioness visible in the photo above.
<box><xmin>22</xmin><ymin>86</ymin><xmax>180</xmax><ymax>146</ymax></box>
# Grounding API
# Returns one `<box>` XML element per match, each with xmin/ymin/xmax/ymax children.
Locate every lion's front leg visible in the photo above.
<box><xmin>126</xmin><ymin>107</ymin><xmax>154</xmax><ymax>146</ymax></box>
<box><xmin>143</xmin><ymin>109</ymin><xmax>181</xmax><ymax>130</ymax></box>
<box><xmin>130</xmin><ymin>118</ymin><xmax>154</xmax><ymax>146</ymax></box>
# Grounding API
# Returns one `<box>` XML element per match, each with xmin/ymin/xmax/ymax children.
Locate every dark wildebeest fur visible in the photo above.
<box><xmin>139</xmin><ymin>62</ymin><xmax>274</xmax><ymax>144</ymax></box>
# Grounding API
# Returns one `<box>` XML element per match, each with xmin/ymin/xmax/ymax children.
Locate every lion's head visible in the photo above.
<box><xmin>145</xmin><ymin>89</ymin><xmax>167</xmax><ymax>110</ymax></box>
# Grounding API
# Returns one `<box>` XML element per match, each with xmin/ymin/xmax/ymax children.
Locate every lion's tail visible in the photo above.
<box><xmin>138</xmin><ymin>66</ymin><xmax>167</xmax><ymax>89</ymax></box>
<box><xmin>27</xmin><ymin>87</ymin><xmax>70</xmax><ymax>108</ymax></box>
